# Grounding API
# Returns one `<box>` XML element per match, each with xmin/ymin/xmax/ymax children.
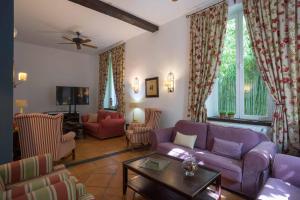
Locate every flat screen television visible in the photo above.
<box><xmin>74</xmin><ymin>87</ymin><xmax>89</xmax><ymax>105</ymax></box>
<box><xmin>56</xmin><ymin>86</ymin><xmax>89</xmax><ymax>105</ymax></box>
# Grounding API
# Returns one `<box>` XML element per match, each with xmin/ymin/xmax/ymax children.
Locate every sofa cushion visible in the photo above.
<box><xmin>87</xmin><ymin>113</ymin><xmax>97</xmax><ymax>123</ymax></box>
<box><xmin>173</xmin><ymin>132</ymin><xmax>197</xmax><ymax>149</ymax></box>
<box><xmin>257</xmin><ymin>178</ymin><xmax>300</xmax><ymax>200</ymax></box>
<box><xmin>207</xmin><ymin>124</ymin><xmax>268</xmax><ymax>157</ymax></box>
<box><xmin>172</xmin><ymin>120</ymin><xmax>208</xmax><ymax>150</ymax></box>
<box><xmin>194</xmin><ymin>150</ymin><xmax>243</xmax><ymax>183</ymax></box>
<box><xmin>212</xmin><ymin>138</ymin><xmax>243</xmax><ymax>160</ymax></box>
<box><xmin>156</xmin><ymin>143</ymin><xmax>194</xmax><ymax>160</ymax></box>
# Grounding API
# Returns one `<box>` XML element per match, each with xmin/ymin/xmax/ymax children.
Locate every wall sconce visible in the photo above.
<box><xmin>14</xmin><ymin>71</ymin><xmax>28</xmax><ymax>88</ymax></box>
<box><xmin>13</xmin><ymin>27</ymin><xmax>28</xmax><ymax>88</ymax></box>
<box><xmin>132</xmin><ymin>77</ymin><xmax>139</xmax><ymax>93</ymax></box>
<box><xmin>166</xmin><ymin>72</ymin><xmax>175</xmax><ymax>93</ymax></box>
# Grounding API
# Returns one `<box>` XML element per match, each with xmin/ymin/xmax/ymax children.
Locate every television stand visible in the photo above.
<box><xmin>46</xmin><ymin>111</ymin><xmax>80</xmax><ymax>136</ymax></box>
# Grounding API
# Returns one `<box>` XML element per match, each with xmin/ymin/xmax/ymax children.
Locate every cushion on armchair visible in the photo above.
<box><xmin>0</xmin><ymin>177</ymin><xmax>4</xmax><ymax>191</ymax></box>
<box><xmin>15</xmin><ymin>179</ymin><xmax>77</xmax><ymax>200</ymax></box>
<box><xmin>87</xmin><ymin>114</ymin><xmax>97</xmax><ymax>123</ymax></box>
<box><xmin>7</xmin><ymin>172</ymin><xmax>70</xmax><ymax>199</ymax></box>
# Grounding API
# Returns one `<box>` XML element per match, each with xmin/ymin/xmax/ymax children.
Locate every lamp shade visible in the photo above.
<box><xmin>16</xmin><ymin>99</ymin><xmax>28</xmax><ymax>108</ymax></box>
<box><xmin>18</xmin><ymin>72</ymin><xmax>28</xmax><ymax>81</ymax></box>
<box><xmin>129</xmin><ymin>102</ymin><xmax>139</xmax><ymax>109</ymax></box>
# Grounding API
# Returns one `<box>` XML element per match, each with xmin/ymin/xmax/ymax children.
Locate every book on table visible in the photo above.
<box><xmin>139</xmin><ymin>158</ymin><xmax>170</xmax><ymax>171</ymax></box>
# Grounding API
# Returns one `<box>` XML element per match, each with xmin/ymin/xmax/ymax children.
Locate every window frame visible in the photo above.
<box><xmin>215</xmin><ymin>4</ymin><xmax>273</xmax><ymax>120</ymax></box>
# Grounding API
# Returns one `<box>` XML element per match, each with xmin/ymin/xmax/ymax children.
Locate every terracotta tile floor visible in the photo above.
<box><xmin>61</xmin><ymin>135</ymin><xmax>129</xmax><ymax>165</ymax></box>
<box><xmin>68</xmin><ymin>149</ymin><xmax>246</xmax><ymax>200</ymax></box>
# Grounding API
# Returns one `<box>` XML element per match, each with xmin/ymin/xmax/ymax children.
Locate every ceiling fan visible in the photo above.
<box><xmin>58</xmin><ymin>32</ymin><xmax>98</xmax><ymax>50</ymax></box>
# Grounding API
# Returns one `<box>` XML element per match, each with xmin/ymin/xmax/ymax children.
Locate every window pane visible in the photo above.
<box><xmin>103</xmin><ymin>54</ymin><xmax>117</xmax><ymax>108</ymax></box>
<box><xmin>243</xmin><ymin>18</ymin><xmax>267</xmax><ymax>116</ymax></box>
<box><xmin>218</xmin><ymin>18</ymin><xmax>236</xmax><ymax>113</ymax></box>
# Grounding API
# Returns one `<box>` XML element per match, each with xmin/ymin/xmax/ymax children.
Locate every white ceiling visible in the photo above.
<box><xmin>15</xmin><ymin>0</ymin><xmax>219</xmax><ymax>54</ymax></box>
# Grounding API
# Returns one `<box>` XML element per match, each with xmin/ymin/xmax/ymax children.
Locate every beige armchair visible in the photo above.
<box><xmin>126</xmin><ymin>108</ymin><xmax>162</xmax><ymax>147</ymax></box>
<box><xmin>15</xmin><ymin>113</ymin><xmax>76</xmax><ymax>161</ymax></box>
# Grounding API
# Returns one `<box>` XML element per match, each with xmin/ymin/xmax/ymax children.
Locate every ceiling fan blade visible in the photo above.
<box><xmin>57</xmin><ymin>42</ymin><xmax>75</xmax><ymax>44</ymax></box>
<box><xmin>62</xmin><ymin>36</ymin><xmax>73</xmax><ymax>42</ymax></box>
<box><xmin>81</xmin><ymin>39</ymin><xmax>91</xmax><ymax>43</ymax></box>
<box><xmin>82</xmin><ymin>44</ymin><xmax>98</xmax><ymax>49</ymax></box>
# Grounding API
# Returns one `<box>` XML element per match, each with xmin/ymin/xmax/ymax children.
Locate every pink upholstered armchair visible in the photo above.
<box><xmin>126</xmin><ymin>108</ymin><xmax>162</xmax><ymax>147</ymax></box>
<box><xmin>81</xmin><ymin>110</ymin><xmax>125</xmax><ymax>139</ymax></box>
<box><xmin>14</xmin><ymin>113</ymin><xmax>76</xmax><ymax>161</ymax></box>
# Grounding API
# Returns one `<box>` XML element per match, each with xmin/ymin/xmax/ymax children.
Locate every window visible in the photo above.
<box><xmin>103</xmin><ymin>53</ymin><xmax>117</xmax><ymax>109</ymax></box>
<box><xmin>208</xmin><ymin>4</ymin><xmax>273</xmax><ymax>120</ymax></box>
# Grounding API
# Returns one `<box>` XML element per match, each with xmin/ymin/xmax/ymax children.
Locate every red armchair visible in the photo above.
<box><xmin>81</xmin><ymin>110</ymin><xmax>125</xmax><ymax>139</ymax></box>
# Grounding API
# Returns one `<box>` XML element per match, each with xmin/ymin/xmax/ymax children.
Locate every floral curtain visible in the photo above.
<box><xmin>111</xmin><ymin>44</ymin><xmax>125</xmax><ymax>114</ymax></box>
<box><xmin>98</xmin><ymin>51</ymin><xmax>109</xmax><ymax>109</ymax></box>
<box><xmin>187</xmin><ymin>2</ymin><xmax>228</xmax><ymax>122</ymax></box>
<box><xmin>244</xmin><ymin>0</ymin><xmax>300</xmax><ymax>152</ymax></box>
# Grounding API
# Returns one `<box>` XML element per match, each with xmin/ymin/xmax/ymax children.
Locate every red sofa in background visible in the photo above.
<box><xmin>81</xmin><ymin>110</ymin><xmax>125</xmax><ymax>139</ymax></box>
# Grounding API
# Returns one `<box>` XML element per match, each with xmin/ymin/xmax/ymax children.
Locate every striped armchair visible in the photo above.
<box><xmin>0</xmin><ymin>154</ymin><xmax>94</xmax><ymax>200</ymax></box>
<box><xmin>126</xmin><ymin>108</ymin><xmax>162</xmax><ymax>147</ymax></box>
<box><xmin>14</xmin><ymin>113</ymin><xmax>76</xmax><ymax>161</ymax></box>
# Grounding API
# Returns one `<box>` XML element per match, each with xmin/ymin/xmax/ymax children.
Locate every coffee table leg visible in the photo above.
<box><xmin>123</xmin><ymin>164</ymin><xmax>128</xmax><ymax>197</ymax></box>
<box><xmin>216</xmin><ymin>175</ymin><xmax>221</xmax><ymax>200</ymax></box>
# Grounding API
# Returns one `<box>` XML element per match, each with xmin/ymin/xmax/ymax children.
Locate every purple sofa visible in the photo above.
<box><xmin>151</xmin><ymin>120</ymin><xmax>277</xmax><ymax>198</ymax></box>
<box><xmin>257</xmin><ymin>154</ymin><xmax>300</xmax><ymax>200</ymax></box>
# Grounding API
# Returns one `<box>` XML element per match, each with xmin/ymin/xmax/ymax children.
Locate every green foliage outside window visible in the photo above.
<box><xmin>218</xmin><ymin>17</ymin><xmax>268</xmax><ymax>116</ymax></box>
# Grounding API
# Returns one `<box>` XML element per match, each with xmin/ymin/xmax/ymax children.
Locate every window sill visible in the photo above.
<box><xmin>207</xmin><ymin>116</ymin><xmax>272</xmax><ymax>126</ymax></box>
<box><xmin>104</xmin><ymin>108</ymin><xmax>117</xmax><ymax>111</ymax></box>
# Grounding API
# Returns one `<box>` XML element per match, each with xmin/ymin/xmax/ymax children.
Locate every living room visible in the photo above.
<box><xmin>1</xmin><ymin>0</ymin><xmax>300</xmax><ymax>200</ymax></box>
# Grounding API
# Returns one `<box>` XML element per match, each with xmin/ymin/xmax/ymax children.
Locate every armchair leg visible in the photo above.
<box><xmin>72</xmin><ymin>149</ymin><xmax>76</xmax><ymax>160</ymax></box>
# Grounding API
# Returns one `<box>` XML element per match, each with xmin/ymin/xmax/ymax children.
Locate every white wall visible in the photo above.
<box><xmin>125</xmin><ymin>16</ymin><xmax>190</xmax><ymax>128</ymax></box>
<box><xmin>14</xmin><ymin>41</ymin><xmax>98</xmax><ymax>114</ymax></box>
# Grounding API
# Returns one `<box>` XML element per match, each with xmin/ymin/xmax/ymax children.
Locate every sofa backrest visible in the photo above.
<box><xmin>207</xmin><ymin>124</ymin><xmax>269</xmax><ymax>156</ymax></box>
<box><xmin>172</xmin><ymin>120</ymin><xmax>208</xmax><ymax>149</ymax></box>
<box><xmin>98</xmin><ymin>110</ymin><xmax>122</xmax><ymax>121</ymax></box>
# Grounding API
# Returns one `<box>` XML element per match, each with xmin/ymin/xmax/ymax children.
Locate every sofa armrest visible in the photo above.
<box><xmin>62</xmin><ymin>132</ymin><xmax>76</xmax><ymax>143</ymax></box>
<box><xmin>272</xmin><ymin>154</ymin><xmax>300</xmax><ymax>187</ymax></box>
<box><xmin>151</xmin><ymin>127</ymin><xmax>174</xmax><ymax>150</ymax></box>
<box><xmin>81</xmin><ymin>115</ymin><xmax>89</xmax><ymax>123</ymax></box>
<box><xmin>242</xmin><ymin>141</ymin><xmax>277</xmax><ymax>197</ymax></box>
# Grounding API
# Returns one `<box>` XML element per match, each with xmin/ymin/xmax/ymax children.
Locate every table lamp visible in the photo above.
<box><xmin>129</xmin><ymin>102</ymin><xmax>139</xmax><ymax>123</ymax></box>
<box><xmin>16</xmin><ymin>99</ymin><xmax>28</xmax><ymax>113</ymax></box>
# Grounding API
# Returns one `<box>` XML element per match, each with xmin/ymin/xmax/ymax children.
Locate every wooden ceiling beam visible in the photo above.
<box><xmin>68</xmin><ymin>0</ymin><xmax>159</xmax><ymax>32</ymax></box>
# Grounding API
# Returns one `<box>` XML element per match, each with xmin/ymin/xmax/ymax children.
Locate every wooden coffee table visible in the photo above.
<box><xmin>123</xmin><ymin>153</ymin><xmax>221</xmax><ymax>200</ymax></box>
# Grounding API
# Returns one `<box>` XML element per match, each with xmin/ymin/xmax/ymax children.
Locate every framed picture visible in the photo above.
<box><xmin>145</xmin><ymin>77</ymin><xmax>159</xmax><ymax>98</ymax></box>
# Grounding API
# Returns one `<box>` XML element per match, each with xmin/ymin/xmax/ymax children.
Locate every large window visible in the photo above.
<box><xmin>209</xmin><ymin>5</ymin><xmax>273</xmax><ymax>120</ymax></box>
<box><xmin>103</xmin><ymin>53</ymin><xmax>117</xmax><ymax>109</ymax></box>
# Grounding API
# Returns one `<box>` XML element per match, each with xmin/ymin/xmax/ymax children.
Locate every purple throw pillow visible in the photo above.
<box><xmin>212</xmin><ymin>138</ymin><xmax>243</xmax><ymax>160</ymax></box>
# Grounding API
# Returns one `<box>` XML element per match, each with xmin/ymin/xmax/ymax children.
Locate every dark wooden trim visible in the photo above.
<box><xmin>0</xmin><ymin>0</ymin><xmax>13</xmax><ymax>163</ymax></box>
<box><xmin>68</xmin><ymin>0</ymin><xmax>159</xmax><ymax>32</ymax></box>
<box><xmin>104</xmin><ymin>108</ymin><xmax>117</xmax><ymax>111</ymax></box>
<box><xmin>207</xmin><ymin>117</ymin><xmax>272</xmax><ymax>126</ymax></box>
<box><xmin>145</xmin><ymin>77</ymin><xmax>159</xmax><ymax>98</ymax></box>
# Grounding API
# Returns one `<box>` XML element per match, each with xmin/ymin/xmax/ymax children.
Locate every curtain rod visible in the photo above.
<box><xmin>186</xmin><ymin>0</ymin><xmax>236</xmax><ymax>18</ymax></box>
